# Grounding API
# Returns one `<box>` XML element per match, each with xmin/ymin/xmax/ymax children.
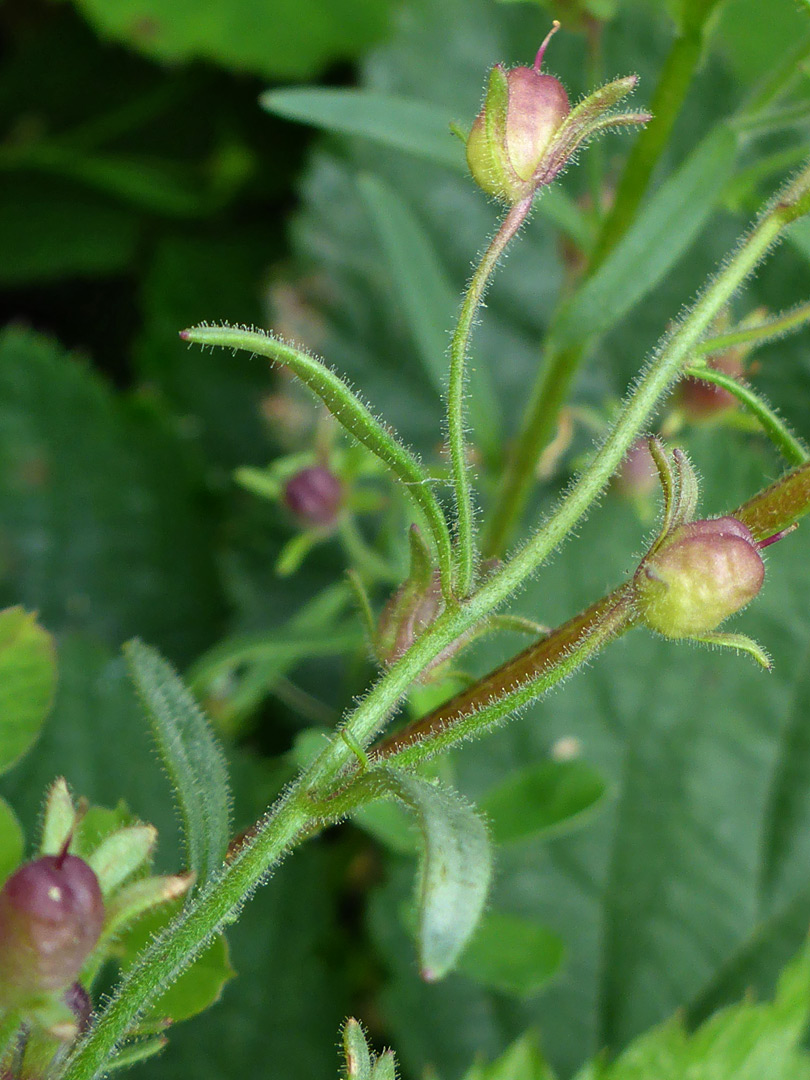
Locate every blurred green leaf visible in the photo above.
<box><xmin>262</xmin><ymin>88</ymin><xmax>462</xmax><ymax>168</ymax></box>
<box><xmin>357</xmin><ymin>173</ymin><xmax>502</xmax><ymax>459</ymax></box>
<box><xmin>126</xmin><ymin>640</ymin><xmax>231</xmax><ymax>889</ymax></box>
<box><xmin>373</xmin><ymin>771</ymin><xmax>492</xmax><ymax>982</ymax></box>
<box><xmin>0</xmin><ymin>326</ymin><xmax>224</xmax><ymax>660</ymax></box>
<box><xmin>551</xmin><ymin>126</ymin><xmax>740</xmax><ymax>349</ymax></box>
<box><xmin>461</xmin><ymin>1032</ymin><xmax>556</xmax><ymax>1080</ymax></box>
<box><xmin>459</xmin><ymin>911</ymin><xmax>565</xmax><ymax>998</ymax></box>
<box><xmin>0</xmin><ymin>796</ymin><xmax>24</xmax><ymax>886</ymax></box>
<box><xmin>0</xmin><ymin>608</ymin><xmax>56</xmax><ymax>776</ymax></box>
<box><xmin>572</xmin><ymin>939</ymin><xmax>810</xmax><ymax>1080</ymax></box>
<box><xmin>0</xmin><ymin>174</ymin><xmax>139</xmax><ymax>283</ymax></box>
<box><xmin>68</xmin><ymin>0</ymin><xmax>395</xmax><ymax>79</ymax></box>
<box><xmin>264</xmin><ymin>88</ymin><xmax>591</xmax><ymax>244</ymax></box>
<box><xmin>482</xmin><ymin>759</ymin><xmax>608</xmax><ymax>845</ymax></box>
<box><xmin>118</xmin><ymin>904</ymin><xmax>234</xmax><ymax>1023</ymax></box>
<box><xmin>139</xmin><ymin>846</ymin><xmax>350</xmax><ymax>1080</ymax></box>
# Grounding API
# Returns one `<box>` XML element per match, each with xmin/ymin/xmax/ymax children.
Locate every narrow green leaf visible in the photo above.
<box><xmin>0</xmin><ymin>607</ymin><xmax>56</xmax><ymax>776</ymax></box>
<box><xmin>261</xmin><ymin>88</ymin><xmax>463</xmax><ymax>169</ymax></box>
<box><xmin>369</xmin><ymin>770</ymin><xmax>492</xmax><ymax>981</ymax></box>
<box><xmin>552</xmin><ymin>126</ymin><xmax>740</xmax><ymax>348</ymax></box>
<box><xmin>125</xmin><ymin>640</ymin><xmax>232</xmax><ymax>889</ymax></box>
<box><xmin>0</xmin><ymin>795</ymin><xmax>23</xmax><ymax>886</ymax></box>
<box><xmin>262</xmin><ymin>88</ymin><xmax>592</xmax><ymax>245</ymax></box>
<box><xmin>357</xmin><ymin>173</ymin><xmax>501</xmax><ymax>458</ymax></box>
<box><xmin>481</xmin><ymin>759</ymin><xmax>608</xmax><ymax>845</ymax></box>
<box><xmin>343</xmin><ymin>1018</ymin><xmax>373</xmax><ymax>1080</ymax></box>
<box><xmin>458</xmin><ymin>910</ymin><xmax>565</xmax><ymax>997</ymax></box>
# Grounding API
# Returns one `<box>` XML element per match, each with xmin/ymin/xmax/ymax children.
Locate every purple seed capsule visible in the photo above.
<box><xmin>0</xmin><ymin>853</ymin><xmax>104</xmax><ymax>1002</ymax></box>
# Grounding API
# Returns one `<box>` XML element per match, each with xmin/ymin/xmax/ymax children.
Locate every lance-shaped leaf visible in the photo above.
<box><xmin>0</xmin><ymin>607</ymin><xmax>56</xmax><ymax>775</ymax></box>
<box><xmin>363</xmin><ymin>769</ymin><xmax>492</xmax><ymax>981</ymax></box>
<box><xmin>87</xmin><ymin>825</ymin><xmax>157</xmax><ymax>897</ymax></box>
<box><xmin>125</xmin><ymin>640</ymin><xmax>232</xmax><ymax>889</ymax></box>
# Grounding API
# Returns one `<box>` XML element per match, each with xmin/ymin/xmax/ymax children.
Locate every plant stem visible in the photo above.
<box><xmin>483</xmin><ymin>339</ymin><xmax>582</xmax><ymax>557</ymax></box>
<box><xmin>181</xmin><ymin>325</ymin><xmax>456</xmax><ymax>602</ymax></box>
<box><xmin>370</xmin><ymin>586</ymin><xmax>636</xmax><ymax>765</ymax></box>
<box><xmin>694</xmin><ymin>300</ymin><xmax>810</xmax><ymax>358</ymax></box>
<box><xmin>589</xmin><ymin>22</ymin><xmax>708</xmax><ymax>268</ymax></box>
<box><xmin>682</xmin><ymin>364</ymin><xmax>810</xmax><ymax>466</ymax></box>
<box><xmin>448</xmin><ymin>194</ymin><xmax>534</xmax><ymax>596</ymax></box>
<box><xmin>60</xmin><ymin>160</ymin><xmax>810</xmax><ymax>1080</ymax></box>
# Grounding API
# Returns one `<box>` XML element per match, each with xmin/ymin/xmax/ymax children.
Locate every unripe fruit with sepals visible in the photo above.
<box><xmin>283</xmin><ymin>465</ymin><xmax>342</xmax><ymax>528</ymax></box>
<box><xmin>635</xmin><ymin>516</ymin><xmax>765</xmax><ymax>638</ymax></box>
<box><xmin>466</xmin><ymin>24</ymin><xmax>570</xmax><ymax>204</ymax></box>
<box><xmin>0</xmin><ymin>853</ymin><xmax>104</xmax><ymax>1003</ymax></box>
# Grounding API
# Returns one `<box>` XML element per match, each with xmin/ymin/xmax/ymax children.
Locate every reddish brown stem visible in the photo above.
<box><xmin>370</xmin><ymin>584</ymin><xmax>635</xmax><ymax>761</ymax></box>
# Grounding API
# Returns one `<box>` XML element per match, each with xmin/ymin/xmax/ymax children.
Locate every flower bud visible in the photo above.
<box><xmin>466</xmin><ymin>24</ymin><xmax>570</xmax><ymax>204</ymax></box>
<box><xmin>0</xmin><ymin>853</ymin><xmax>104</xmax><ymax>1003</ymax></box>
<box><xmin>679</xmin><ymin>349</ymin><xmax>743</xmax><ymax>419</ymax></box>
<box><xmin>635</xmin><ymin>516</ymin><xmax>765</xmax><ymax>638</ymax></box>
<box><xmin>282</xmin><ymin>465</ymin><xmax>342</xmax><ymax>528</ymax></box>
<box><xmin>614</xmin><ymin>438</ymin><xmax>659</xmax><ymax>499</ymax></box>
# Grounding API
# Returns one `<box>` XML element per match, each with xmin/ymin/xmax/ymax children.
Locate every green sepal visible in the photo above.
<box><xmin>88</xmin><ymin>825</ymin><xmax>157</xmax><ymax>897</ymax></box>
<box><xmin>690</xmin><ymin>630</ymin><xmax>773</xmax><ymax>670</ymax></box>
<box><xmin>39</xmin><ymin>778</ymin><xmax>77</xmax><ymax>856</ymax></box>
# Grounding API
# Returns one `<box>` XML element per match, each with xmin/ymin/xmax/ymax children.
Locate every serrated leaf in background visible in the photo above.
<box><xmin>0</xmin><ymin>327</ymin><xmax>224</xmax><ymax>661</ymax></box>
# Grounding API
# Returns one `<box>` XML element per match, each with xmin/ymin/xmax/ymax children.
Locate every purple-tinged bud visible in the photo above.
<box><xmin>466</xmin><ymin>23</ymin><xmax>571</xmax><ymax>204</ymax></box>
<box><xmin>614</xmin><ymin>438</ymin><xmax>659</xmax><ymax>499</ymax></box>
<box><xmin>635</xmin><ymin>516</ymin><xmax>765</xmax><ymax>638</ymax></box>
<box><xmin>680</xmin><ymin>350</ymin><xmax>743</xmax><ymax>419</ymax></box>
<box><xmin>0</xmin><ymin>853</ymin><xmax>104</xmax><ymax>1003</ymax></box>
<box><xmin>282</xmin><ymin>466</ymin><xmax>343</xmax><ymax>528</ymax></box>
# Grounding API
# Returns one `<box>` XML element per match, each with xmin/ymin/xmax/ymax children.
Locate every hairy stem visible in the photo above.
<box><xmin>449</xmin><ymin>193</ymin><xmax>534</xmax><ymax>595</ymax></box>
<box><xmin>682</xmin><ymin>364</ymin><xmax>810</xmax><ymax>465</ymax></box>
<box><xmin>371</xmin><ymin>586</ymin><xmax>636</xmax><ymax>764</ymax></box>
<box><xmin>694</xmin><ymin>300</ymin><xmax>810</xmax><ymax>357</ymax></box>
<box><xmin>59</xmin><ymin>159</ymin><xmax>810</xmax><ymax>1080</ymax></box>
<box><xmin>181</xmin><ymin>326</ymin><xmax>456</xmax><ymax>601</ymax></box>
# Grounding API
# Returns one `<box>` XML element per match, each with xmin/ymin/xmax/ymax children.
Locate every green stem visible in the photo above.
<box><xmin>483</xmin><ymin>339</ymin><xmax>582</xmax><ymax>557</ymax></box>
<box><xmin>682</xmin><ymin>364</ymin><xmax>810</xmax><ymax>465</ymax></box>
<box><xmin>448</xmin><ymin>193</ymin><xmax>534</xmax><ymax>595</ymax></box>
<box><xmin>589</xmin><ymin>27</ymin><xmax>705</xmax><ymax>268</ymax></box>
<box><xmin>60</xmin><ymin>161</ymin><xmax>810</xmax><ymax>1080</ymax></box>
<box><xmin>694</xmin><ymin>300</ymin><xmax>810</xmax><ymax>357</ymax></box>
<box><xmin>484</xmin><ymin>25</ymin><xmax>810</xmax><ymax>559</ymax></box>
<box><xmin>181</xmin><ymin>325</ymin><xmax>455</xmax><ymax>601</ymax></box>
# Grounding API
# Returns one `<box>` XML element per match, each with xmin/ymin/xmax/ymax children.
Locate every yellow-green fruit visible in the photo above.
<box><xmin>635</xmin><ymin>517</ymin><xmax>764</xmax><ymax>638</ymax></box>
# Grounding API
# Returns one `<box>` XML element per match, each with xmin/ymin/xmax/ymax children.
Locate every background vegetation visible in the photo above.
<box><xmin>2</xmin><ymin>0</ymin><xmax>810</xmax><ymax>1077</ymax></box>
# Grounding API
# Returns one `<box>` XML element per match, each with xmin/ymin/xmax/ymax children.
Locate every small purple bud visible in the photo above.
<box><xmin>680</xmin><ymin>350</ymin><xmax>743</xmax><ymax>419</ymax></box>
<box><xmin>0</xmin><ymin>853</ymin><xmax>104</xmax><ymax>1003</ymax></box>
<box><xmin>635</xmin><ymin>516</ymin><xmax>765</xmax><ymax>638</ymax></box>
<box><xmin>282</xmin><ymin>466</ymin><xmax>343</xmax><ymax>528</ymax></box>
